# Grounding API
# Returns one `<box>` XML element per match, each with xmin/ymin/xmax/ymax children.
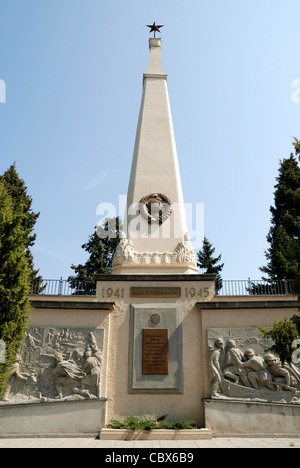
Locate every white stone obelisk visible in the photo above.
<box><xmin>112</xmin><ymin>38</ymin><xmax>197</xmax><ymax>274</ymax></box>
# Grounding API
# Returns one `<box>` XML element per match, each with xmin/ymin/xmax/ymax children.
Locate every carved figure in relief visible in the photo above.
<box><xmin>46</xmin><ymin>329</ymin><xmax>55</xmax><ymax>346</ymax></box>
<box><xmin>208</xmin><ymin>331</ymin><xmax>300</xmax><ymax>403</ymax></box>
<box><xmin>25</xmin><ymin>333</ymin><xmax>41</xmax><ymax>351</ymax></box>
<box><xmin>173</xmin><ymin>233</ymin><xmax>196</xmax><ymax>264</ymax></box>
<box><xmin>223</xmin><ymin>340</ymin><xmax>252</xmax><ymax>388</ymax></box>
<box><xmin>81</xmin><ymin>350</ymin><xmax>101</xmax><ymax>398</ymax></box>
<box><xmin>209</xmin><ymin>339</ymin><xmax>225</xmax><ymax>397</ymax></box>
<box><xmin>72</xmin><ymin>348</ymin><xmax>85</xmax><ymax>366</ymax></box>
<box><xmin>90</xmin><ymin>344</ymin><xmax>103</xmax><ymax>369</ymax></box>
<box><xmin>183</xmin><ymin>232</ymin><xmax>196</xmax><ymax>263</ymax></box>
<box><xmin>264</xmin><ymin>354</ymin><xmax>299</xmax><ymax>393</ymax></box>
<box><xmin>242</xmin><ymin>349</ymin><xmax>277</xmax><ymax>391</ymax></box>
<box><xmin>112</xmin><ymin>233</ymin><xmax>197</xmax><ymax>267</ymax></box>
<box><xmin>0</xmin><ymin>327</ymin><xmax>104</xmax><ymax>405</ymax></box>
<box><xmin>2</xmin><ymin>355</ymin><xmax>33</xmax><ymax>402</ymax></box>
<box><xmin>113</xmin><ymin>235</ymin><xmax>135</xmax><ymax>265</ymax></box>
<box><xmin>52</xmin><ymin>354</ymin><xmax>88</xmax><ymax>399</ymax></box>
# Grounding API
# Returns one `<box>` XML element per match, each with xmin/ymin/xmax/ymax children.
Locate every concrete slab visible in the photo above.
<box><xmin>0</xmin><ymin>399</ymin><xmax>106</xmax><ymax>437</ymax></box>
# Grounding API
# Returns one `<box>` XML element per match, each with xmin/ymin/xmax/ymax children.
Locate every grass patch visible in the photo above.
<box><xmin>106</xmin><ymin>416</ymin><xmax>198</xmax><ymax>431</ymax></box>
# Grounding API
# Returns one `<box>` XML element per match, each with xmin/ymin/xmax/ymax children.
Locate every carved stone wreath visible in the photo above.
<box><xmin>139</xmin><ymin>193</ymin><xmax>172</xmax><ymax>225</ymax></box>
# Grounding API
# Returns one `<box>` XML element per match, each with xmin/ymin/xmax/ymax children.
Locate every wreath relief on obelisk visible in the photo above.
<box><xmin>139</xmin><ymin>193</ymin><xmax>173</xmax><ymax>225</ymax></box>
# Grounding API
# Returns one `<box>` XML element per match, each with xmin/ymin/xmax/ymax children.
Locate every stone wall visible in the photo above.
<box><xmin>0</xmin><ymin>275</ymin><xmax>299</xmax><ymax>436</ymax></box>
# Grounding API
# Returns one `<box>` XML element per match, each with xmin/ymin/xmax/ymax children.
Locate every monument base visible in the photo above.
<box><xmin>111</xmin><ymin>264</ymin><xmax>199</xmax><ymax>275</ymax></box>
<box><xmin>100</xmin><ymin>428</ymin><xmax>212</xmax><ymax>440</ymax></box>
<box><xmin>96</xmin><ymin>273</ymin><xmax>215</xmax><ymax>425</ymax></box>
<box><xmin>0</xmin><ymin>399</ymin><xmax>107</xmax><ymax>438</ymax></box>
<box><xmin>204</xmin><ymin>399</ymin><xmax>300</xmax><ymax>437</ymax></box>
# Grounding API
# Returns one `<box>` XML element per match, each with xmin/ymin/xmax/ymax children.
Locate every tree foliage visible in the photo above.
<box><xmin>197</xmin><ymin>237</ymin><xmax>224</xmax><ymax>289</ymax></box>
<box><xmin>260</xmin><ymin>140</ymin><xmax>300</xmax><ymax>287</ymax></box>
<box><xmin>68</xmin><ymin>217</ymin><xmax>121</xmax><ymax>295</ymax></box>
<box><xmin>257</xmin><ymin>318</ymin><xmax>298</xmax><ymax>366</ymax></box>
<box><xmin>0</xmin><ymin>164</ymin><xmax>43</xmax><ymax>290</ymax></box>
<box><xmin>0</xmin><ymin>183</ymin><xmax>31</xmax><ymax>398</ymax></box>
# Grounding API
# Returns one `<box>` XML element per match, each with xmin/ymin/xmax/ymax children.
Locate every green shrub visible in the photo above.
<box><xmin>106</xmin><ymin>416</ymin><xmax>198</xmax><ymax>431</ymax></box>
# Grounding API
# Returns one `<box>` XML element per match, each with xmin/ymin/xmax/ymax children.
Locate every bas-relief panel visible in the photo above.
<box><xmin>112</xmin><ymin>233</ymin><xmax>197</xmax><ymax>267</ymax></box>
<box><xmin>1</xmin><ymin>327</ymin><xmax>104</xmax><ymax>405</ymax></box>
<box><xmin>208</xmin><ymin>327</ymin><xmax>300</xmax><ymax>404</ymax></box>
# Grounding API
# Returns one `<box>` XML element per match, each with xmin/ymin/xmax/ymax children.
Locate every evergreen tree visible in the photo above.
<box><xmin>0</xmin><ymin>183</ymin><xmax>31</xmax><ymax>399</ymax></box>
<box><xmin>292</xmin><ymin>139</ymin><xmax>300</xmax><ymax>298</ymax></box>
<box><xmin>257</xmin><ymin>318</ymin><xmax>298</xmax><ymax>366</ymax></box>
<box><xmin>0</xmin><ymin>164</ymin><xmax>43</xmax><ymax>291</ymax></box>
<box><xmin>197</xmin><ymin>237</ymin><xmax>224</xmax><ymax>290</ymax></box>
<box><xmin>260</xmin><ymin>139</ymin><xmax>300</xmax><ymax>285</ymax></box>
<box><xmin>69</xmin><ymin>217</ymin><xmax>121</xmax><ymax>295</ymax></box>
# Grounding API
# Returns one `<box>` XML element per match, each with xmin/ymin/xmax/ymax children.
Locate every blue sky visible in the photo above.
<box><xmin>0</xmin><ymin>0</ymin><xmax>299</xmax><ymax>281</ymax></box>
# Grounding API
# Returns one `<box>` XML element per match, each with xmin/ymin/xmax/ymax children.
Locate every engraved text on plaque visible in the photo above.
<box><xmin>142</xmin><ymin>329</ymin><xmax>169</xmax><ymax>375</ymax></box>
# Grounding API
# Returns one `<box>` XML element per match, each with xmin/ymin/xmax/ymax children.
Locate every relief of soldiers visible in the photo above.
<box><xmin>51</xmin><ymin>353</ymin><xmax>88</xmax><ymax>400</ymax></box>
<box><xmin>209</xmin><ymin>337</ymin><xmax>300</xmax><ymax>398</ymax></box>
<box><xmin>2</xmin><ymin>355</ymin><xmax>35</xmax><ymax>402</ymax></box>
<box><xmin>1</xmin><ymin>327</ymin><xmax>104</xmax><ymax>404</ymax></box>
<box><xmin>81</xmin><ymin>349</ymin><xmax>101</xmax><ymax>398</ymax></box>
<box><xmin>209</xmin><ymin>338</ymin><xmax>225</xmax><ymax>397</ymax></box>
<box><xmin>264</xmin><ymin>354</ymin><xmax>299</xmax><ymax>393</ymax></box>
<box><xmin>223</xmin><ymin>340</ymin><xmax>252</xmax><ymax>388</ymax></box>
<box><xmin>51</xmin><ymin>343</ymin><xmax>103</xmax><ymax>400</ymax></box>
<box><xmin>242</xmin><ymin>349</ymin><xmax>277</xmax><ymax>391</ymax></box>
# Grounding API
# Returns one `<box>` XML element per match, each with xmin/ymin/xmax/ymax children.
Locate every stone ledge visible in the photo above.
<box><xmin>99</xmin><ymin>428</ymin><xmax>212</xmax><ymax>440</ymax></box>
<box><xmin>204</xmin><ymin>399</ymin><xmax>300</xmax><ymax>437</ymax></box>
<box><xmin>0</xmin><ymin>433</ymin><xmax>99</xmax><ymax>439</ymax></box>
<box><xmin>0</xmin><ymin>399</ymin><xmax>107</xmax><ymax>437</ymax></box>
<box><xmin>197</xmin><ymin>300</ymin><xmax>300</xmax><ymax>310</ymax></box>
<box><xmin>143</xmin><ymin>73</ymin><xmax>168</xmax><ymax>82</ymax></box>
<box><xmin>96</xmin><ymin>274</ymin><xmax>216</xmax><ymax>282</ymax></box>
<box><xmin>30</xmin><ymin>300</ymin><xmax>115</xmax><ymax>310</ymax></box>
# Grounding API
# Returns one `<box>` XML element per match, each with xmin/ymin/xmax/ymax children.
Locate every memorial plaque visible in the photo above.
<box><xmin>142</xmin><ymin>329</ymin><xmax>169</xmax><ymax>375</ymax></box>
<box><xmin>130</xmin><ymin>287</ymin><xmax>181</xmax><ymax>298</ymax></box>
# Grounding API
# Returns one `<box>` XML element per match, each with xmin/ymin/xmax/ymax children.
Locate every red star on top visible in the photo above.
<box><xmin>147</xmin><ymin>22</ymin><xmax>164</xmax><ymax>37</ymax></box>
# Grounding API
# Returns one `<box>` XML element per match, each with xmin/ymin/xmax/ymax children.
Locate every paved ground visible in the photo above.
<box><xmin>0</xmin><ymin>437</ymin><xmax>299</xmax><ymax>448</ymax></box>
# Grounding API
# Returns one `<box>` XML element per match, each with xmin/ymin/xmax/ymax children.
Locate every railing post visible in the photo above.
<box><xmin>284</xmin><ymin>280</ymin><xmax>289</xmax><ymax>295</ymax></box>
<box><xmin>58</xmin><ymin>277</ymin><xmax>63</xmax><ymax>296</ymax></box>
<box><xmin>248</xmin><ymin>277</ymin><xmax>252</xmax><ymax>296</ymax></box>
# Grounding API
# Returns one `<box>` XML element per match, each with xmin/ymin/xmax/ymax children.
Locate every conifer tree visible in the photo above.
<box><xmin>260</xmin><ymin>139</ymin><xmax>300</xmax><ymax>285</ymax></box>
<box><xmin>69</xmin><ymin>217</ymin><xmax>121</xmax><ymax>295</ymax></box>
<box><xmin>292</xmin><ymin>139</ymin><xmax>300</xmax><ymax>298</ymax></box>
<box><xmin>0</xmin><ymin>164</ymin><xmax>43</xmax><ymax>291</ymax></box>
<box><xmin>257</xmin><ymin>318</ymin><xmax>298</xmax><ymax>366</ymax></box>
<box><xmin>0</xmin><ymin>183</ymin><xmax>31</xmax><ymax>399</ymax></box>
<box><xmin>197</xmin><ymin>237</ymin><xmax>224</xmax><ymax>290</ymax></box>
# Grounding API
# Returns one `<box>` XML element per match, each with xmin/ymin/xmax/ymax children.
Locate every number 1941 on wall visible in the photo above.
<box><xmin>101</xmin><ymin>288</ymin><xmax>125</xmax><ymax>299</ymax></box>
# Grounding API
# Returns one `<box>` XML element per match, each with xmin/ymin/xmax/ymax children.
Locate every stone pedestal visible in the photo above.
<box><xmin>96</xmin><ymin>273</ymin><xmax>215</xmax><ymax>425</ymax></box>
<box><xmin>204</xmin><ymin>399</ymin><xmax>300</xmax><ymax>437</ymax></box>
<box><xmin>0</xmin><ymin>399</ymin><xmax>107</xmax><ymax>438</ymax></box>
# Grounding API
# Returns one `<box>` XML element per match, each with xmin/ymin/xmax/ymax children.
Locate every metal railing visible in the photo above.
<box><xmin>30</xmin><ymin>278</ymin><xmax>96</xmax><ymax>296</ymax></box>
<box><xmin>30</xmin><ymin>278</ymin><xmax>295</xmax><ymax>297</ymax></box>
<box><xmin>216</xmin><ymin>279</ymin><xmax>295</xmax><ymax>296</ymax></box>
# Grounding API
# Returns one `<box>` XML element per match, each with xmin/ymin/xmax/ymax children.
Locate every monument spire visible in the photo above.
<box><xmin>112</xmin><ymin>29</ymin><xmax>197</xmax><ymax>274</ymax></box>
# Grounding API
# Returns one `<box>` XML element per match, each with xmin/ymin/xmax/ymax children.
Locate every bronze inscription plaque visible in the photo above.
<box><xmin>142</xmin><ymin>329</ymin><xmax>169</xmax><ymax>375</ymax></box>
<box><xmin>130</xmin><ymin>287</ymin><xmax>181</xmax><ymax>298</ymax></box>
